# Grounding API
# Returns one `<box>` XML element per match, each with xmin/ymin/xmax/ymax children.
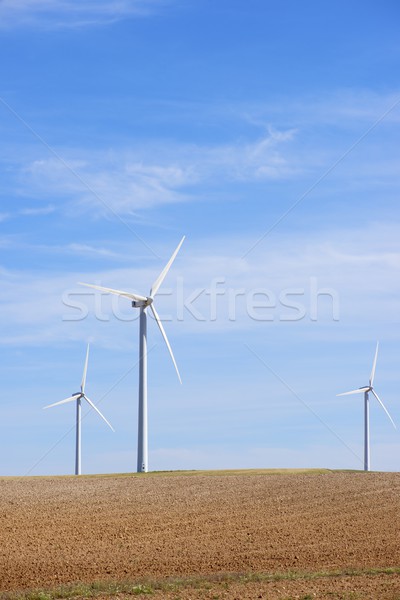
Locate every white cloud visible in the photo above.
<box><xmin>196</xmin><ymin>127</ymin><xmax>299</xmax><ymax>182</ymax></box>
<box><xmin>66</xmin><ymin>243</ymin><xmax>125</xmax><ymax>259</ymax></box>
<box><xmin>0</xmin><ymin>205</ymin><xmax>55</xmax><ymax>223</ymax></box>
<box><xmin>18</xmin><ymin>128</ymin><xmax>300</xmax><ymax>216</ymax></box>
<box><xmin>245</xmin><ymin>89</ymin><xmax>400</xmax><ymax>127</ymax></box>
<box><xmin>19</xmin><ymin>204</ymin><xmax>55</xmax><ymax>216</ymax></box>
<box><xmin>0</xmin><ymin>0</ymin><xmax>170</xmax><ymax>28</ymax></box>
<box><xmin>23</xmin><ymin>157</ymin><xmax>193</xmax><ymax>214</ymax></box>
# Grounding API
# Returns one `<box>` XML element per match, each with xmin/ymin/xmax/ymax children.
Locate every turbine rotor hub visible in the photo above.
<box><xmin>132</xmin><ymin>297</ymin><xmax>153</xmax><ymax>308</ymax></box>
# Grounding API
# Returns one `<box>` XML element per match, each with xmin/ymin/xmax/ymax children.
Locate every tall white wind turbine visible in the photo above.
<box><xmin>43</xmin><ymin>344</ymin><xmax>114</xmax><ymax>475</ymax></box>
<box><xmin>337</xmin><ymin>342</ymin><xmax>396</xmax><ymax>471</ymax></box>
<box><xmin>78</xmin><ymin>236</ymin><xmax>184</xmax><ymax>473</ymax></box>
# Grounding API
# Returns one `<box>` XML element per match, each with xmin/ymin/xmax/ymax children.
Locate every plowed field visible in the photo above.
<box><xmin>0</xmin><ymin>470</ymin><xmax>399</xmax><ymax>598</ymax></box>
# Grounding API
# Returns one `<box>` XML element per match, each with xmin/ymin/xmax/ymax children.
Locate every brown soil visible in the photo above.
<box><xmin>0</xmin><ymin>471</ymin><xmax>399</xmax><ymax>598</ymax></box>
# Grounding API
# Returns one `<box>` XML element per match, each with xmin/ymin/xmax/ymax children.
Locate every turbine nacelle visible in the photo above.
<box><xmin>132</xmin><ymin>297</ymin><xmax>153</xmax><ymax>308</ymax></box>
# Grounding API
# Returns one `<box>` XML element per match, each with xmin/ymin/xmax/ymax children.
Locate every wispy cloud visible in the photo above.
<box><xmin>17</xmin><ymin>128</ymin><xmax>300</xmax><ymax>216</ymax></box>
<box><xmin>23</xmin><ymin>157</ymin><xmax>193</xmax><ymax>215</ymax></box>
<box><xmin>201</xmin><ymin>126</ymin><xmax>299</xmax><ymax>181</ymax></box>
<box><xmin>66</xmin><ymin>243</ymin><xmax>127</xmax><ymax>259</ymax></box>
<box><xmin>0</xmin><ymin>205</ymin><xmax>56</xmax><ymax>222</ymax></box>
<box><xmin>3</xmin><ymin>89</ymin><xmax>400</xmax><ymax>219</ymax></box>
<box><xmin>19</xmin><ymin>204</ymin><xmax>55</xmax><ymax>216</ymax></box>
<box><xmin>243</xmin><ymin>89</ymin><xmax>400</xmax><ymax>127</ymax></box>
<box><xmin>0</xmin><ymin>0</ymin><xmax>170</xmax><ymax>29</ymax></box>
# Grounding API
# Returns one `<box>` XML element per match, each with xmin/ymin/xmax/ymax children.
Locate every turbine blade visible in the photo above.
<box><xmin>150</xmin><ymin>236</ymin><xmax>185</xmax><ymax>298</ymax></box>
<box><xmin>370</xmin><ymin>341</ymin><xmax>379</xmax><ymax>386</ymax></box>
<box><xmin>43</xmin><ymin>395</ymin><xmax>79</xmax><ymax>409</ymax></box>
<box><xmin>78</xmin><ymin>282</ymin><xmax>147</xmax><ymax>303</ymax></box>
<box><xmin>83</xmin><ymin>395</ymin><xmax>115</xmax><ymax>432</ymax></box>
<box><xmin>150</xmin><ymin>303</ymin><xmax>182</xmax><ymax>384</ymax></box>
<box><xmin>337</xmin><ymin>387</ymin><xmax>370</xmax><ymax>396</ymax></box>
<box><xmin>371</xmin><ymin>389</ymin><xmax>396</xmax><ymax>429</ymax></box>
<box><xmin>81</xmin><ymin>343</ymin><xmax>90</xmax><ymax>393</ymax></box>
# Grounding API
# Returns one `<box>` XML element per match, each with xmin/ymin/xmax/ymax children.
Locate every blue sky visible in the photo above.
<box><xmin>1</xmin><ymin>0</ymin><xmax>400</xmax><ymax>475</ymax></box>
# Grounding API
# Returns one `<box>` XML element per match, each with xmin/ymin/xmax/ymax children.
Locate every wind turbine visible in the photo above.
<box><xmin>43</xmin><ymin>344</ymin><xmax>114</xmax><ymax>475</ymax></box>
<box><xmin>78</xmin><ymin>236</ymin><xmax>184</xmax><ymax>473</ymax></box>
<box><xmin>337</xmin><ymin>342</ymin><xmax>396</xmax><ymax>472</ymax></box>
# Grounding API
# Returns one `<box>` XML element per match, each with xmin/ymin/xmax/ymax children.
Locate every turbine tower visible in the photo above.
<box><xmin>44</xmin><ymin>344</ymin><xmax>114</xmax><ymax>475</ymax></box>
<box><xmin>337</xmin><ymin>342</ymin><xmax>396</xmax><ymax>471</ymax></box>
<box><xmin>79</xmin><ymin>236</ymin><xmax>184</xmax><ymax>473</ymax></box>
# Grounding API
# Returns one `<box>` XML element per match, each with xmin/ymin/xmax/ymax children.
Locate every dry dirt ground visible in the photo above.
<box><xmin>0</xmin><ymin>470</ymin><xmax>399</xmax><ymax>599</ymax></box>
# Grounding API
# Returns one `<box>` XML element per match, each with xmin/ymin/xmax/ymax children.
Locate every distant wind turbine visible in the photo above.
<box><xmin>78</xmin><ymin>236</ymin><xmax>185</xmax><ymax>473</ymax></box>
<box><xmin>43</xmin><ymin>344</ymin><xmax>114</xmax><ymax>475</ymax></box>
<box><xmin>337</xmin><ymin>342</ymin><xmax>396</xmax><ymax>471</ymax></box>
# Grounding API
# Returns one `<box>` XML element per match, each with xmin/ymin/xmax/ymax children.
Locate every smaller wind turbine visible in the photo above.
<box><xmin>337</xmin><ymin>342</ymin><xmax>396</xmax><ymax>472</ymax></box>
<box><xmin>43</xmin><ymin>344</ymin><xmax>114</xmax><ymax>475</ymax></box>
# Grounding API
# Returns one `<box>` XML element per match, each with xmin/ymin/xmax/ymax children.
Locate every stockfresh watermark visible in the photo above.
<box><xmin>62</xmin><ymin>276</ymin><xmax>340</xmax><ymax>323</ymax></box>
